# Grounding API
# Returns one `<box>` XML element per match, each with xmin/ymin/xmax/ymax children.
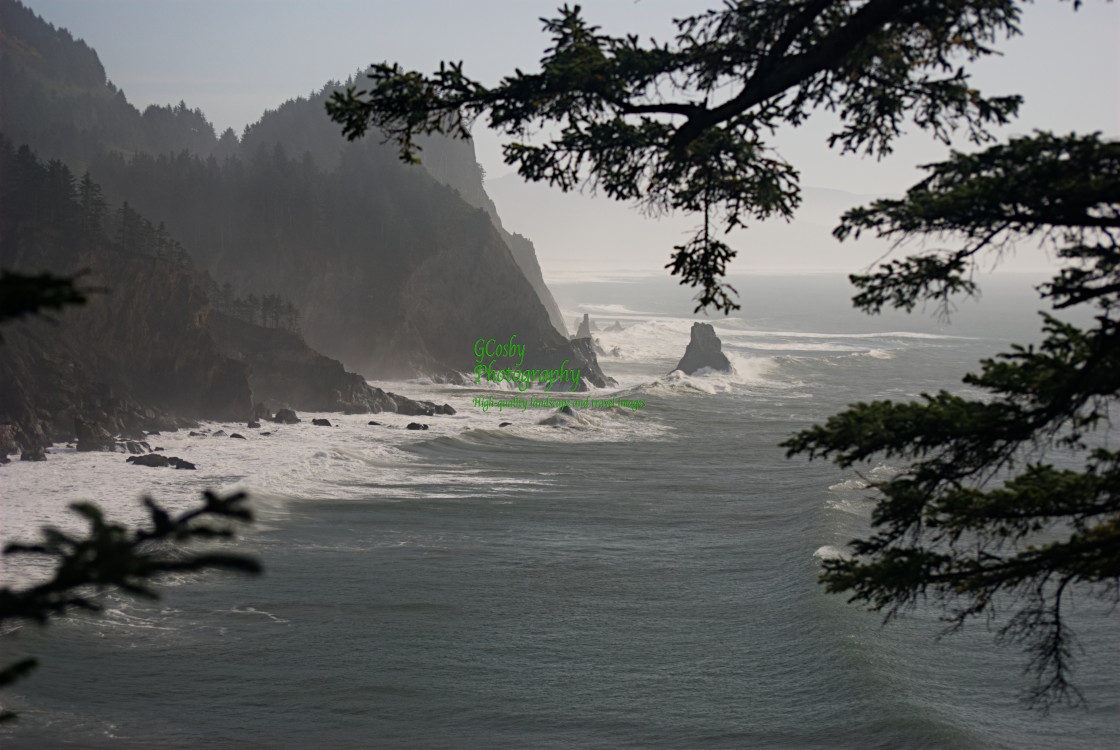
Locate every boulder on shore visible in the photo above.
<box><xmin>127</xmin><ymin>453</ymin><xmax>169</xmax><ymax>467</ymax></box>
<box><xmin>672</xmin><ymin>323</ymin><xmax>731</xmax><ymax>375</ymax></box>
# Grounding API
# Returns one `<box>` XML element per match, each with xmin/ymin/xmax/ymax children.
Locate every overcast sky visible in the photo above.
<box><xmin>22</xmin><ymin>0</ymin><xmax>1120</xmax><ymax>278</ymax></box>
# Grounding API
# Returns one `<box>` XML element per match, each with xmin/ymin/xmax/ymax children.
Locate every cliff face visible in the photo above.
<box><xmin>415</xmin><ymin>135</ymin><xmax>568</xmax><ymax>336</ymax></box>
<box><xmin>0</xmin><ymin>249</ymin><xmax>254</xmax><ymax>458</ymax></box>
<box><xmin>330</xmin><ymin>192</ymin><xmax>610</xmax><ymax>386</ymax></box>
<box><xmin>208</xmin><ymin>312</ymin><xmax>454</xmax><ymax>415</ymax></box>
<box><xmin>87</xmin><ymin>107</ymin><xmax>598</xmax><ymax>384</ymax></box>
<box><xmin>0</xmin><ymin>143</ymin><xmax>457</xmax><ymax>461</ymax></box>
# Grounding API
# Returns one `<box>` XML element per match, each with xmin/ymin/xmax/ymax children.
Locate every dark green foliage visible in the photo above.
<box><xmin>0</xmin><ymin>270</ymin><xmax>89</xmax><ymax>328</ymax></box>
<box><xmin>0</xmin><ymin>137</ymin><xmax>199</xmax><ymax>336</ymax></box>
<box><xmin>0</xmin><ymin>492</ymin><xmax>260</xmax><ymax>721</ymax></box>
<box><xmin>213</xmin><ymin>288</ymin><xmax>301</xmax><ymax>332</ymax></box>
<box><xmin>783</xmin><ymin>132</ymin><xmax>1120</xmax><ymax>708</ymax></box>
<box><xmin>326</xmin><ymin>0</ymin><xmax>1025</xmax><ymax>310</ymax></box>
<box><xmin>0</xmin><ymin>140</ymin><xmax>96</xmax><ymax>331</ymax></box>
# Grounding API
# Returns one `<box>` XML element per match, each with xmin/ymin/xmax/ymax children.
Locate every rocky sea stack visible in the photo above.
<box><xmin>672</xmin><ymin>323</ymin><xmax>732</xmax><ymax>375</ymax></box>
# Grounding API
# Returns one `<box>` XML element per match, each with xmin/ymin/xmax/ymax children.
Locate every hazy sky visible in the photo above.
<box><xmin>21</xmin><ymin>0</ymin><xmax>1120</xmax><ymax>278</ymax></box>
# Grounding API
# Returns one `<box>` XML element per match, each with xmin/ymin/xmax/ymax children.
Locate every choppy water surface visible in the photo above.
<box><xmin>2</xmin><ymin>274</ymin><xmax>1116</xmax><ymax>749</ymax></box>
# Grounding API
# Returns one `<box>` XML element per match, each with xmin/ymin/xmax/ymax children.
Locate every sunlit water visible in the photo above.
<box><xmin>1</xmin><ymin>274</ymin><xmax>1116</xmax><ymax>749</ymax></box>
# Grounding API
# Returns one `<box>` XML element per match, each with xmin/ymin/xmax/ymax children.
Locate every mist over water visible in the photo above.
<box><xmin>2</xmin><ymin>274</ymin><xmax>1117</xmax><ymax>749</ymax></box>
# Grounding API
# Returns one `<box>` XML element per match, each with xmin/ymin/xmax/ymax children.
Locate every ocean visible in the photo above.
<box><xmin>1</xmin><ymin>273</ymin><xmax>1117</xmax><ymax>749</ymax></box>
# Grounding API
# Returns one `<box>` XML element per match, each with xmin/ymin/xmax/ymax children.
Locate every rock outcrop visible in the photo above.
<box><xmin>127</xmin><ymin>454</ymin><xmax>195</xmax><ymax>469</ymax></box>
<box><xmin>415</xmin><ymin>135</ymin><xmax>569</xmax><ymax>338</ymax></box>
<box><xmin>672</xmin><ymin>323</ymin><xmax>732</xmax><ymax>375</ymax></box>
<box><xmin>575</xmin><ymin>314</ymin><xmax>594</xmax><ymax>339</ymax></box>
<box><xmin>208</xmin><ymin>312</ymin><xmax>455</xmax><ymax>415</ymax></box>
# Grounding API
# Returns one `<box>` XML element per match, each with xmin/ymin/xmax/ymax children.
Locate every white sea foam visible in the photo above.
<box><xmin>0</xmin><ymin>378</ymin><xmax>676</xmax><ymax>587</ymax></box>
<box><xmin>813</xmin><ymin>545</ymin><xmax>847</xmax><ymax>561</ymax></box>
<box><xmin>829</xmin><ymin>478</ymin><xmax>869</xmax><ymax>491</ymax></box>
<box><xmin>810</xmin><ymin>548</ymin><xmax>842</xmax><ymax>561</ymax></box>
<box><xmin>824</xmin><ymin>496</ymin><xmax>875</xmax><ymax>517</ymax></box>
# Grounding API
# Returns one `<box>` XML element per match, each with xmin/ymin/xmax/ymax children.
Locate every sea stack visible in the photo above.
<box><xmin>672</xmin><ymin>323</ymin><xmax>732</xmax><ymax>374</ymax></box>
<box><xmin>575</xmin><ymin>314</ymin><xmax>594</xmax><ymax>339</ymax></box>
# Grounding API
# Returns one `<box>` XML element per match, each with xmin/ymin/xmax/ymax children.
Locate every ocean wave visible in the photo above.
<box><xmin>813</xmin><ymin>545</ymin><xmax>847</xmax><ymax>561</ymax></box>
<box><xmin>829</xmin><ymin>478</ymin><xmax>869</xmax><ymax>491</ymax></box>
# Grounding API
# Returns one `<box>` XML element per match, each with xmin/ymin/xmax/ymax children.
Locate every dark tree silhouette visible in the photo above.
<box><xmin>783</xmin><ymin>132</ymin><xmax>1120</xmax><ymax>708</ymax></box>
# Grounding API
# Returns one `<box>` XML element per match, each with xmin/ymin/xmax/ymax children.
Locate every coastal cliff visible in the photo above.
<box><xmin>0</xmin><ymin>143</ymin><xmax>453</xmax><ymax>460</ymax></box>
<box><xmin>3</xmin><ymin>4</ymin><xmax>579</xmax><ymax>375</ymax></box>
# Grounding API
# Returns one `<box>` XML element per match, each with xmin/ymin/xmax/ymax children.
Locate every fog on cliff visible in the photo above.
<box><xmin>17</xmin><ymin>0</ymin><xmax>1117</xmax><ymax>280</ymax></box>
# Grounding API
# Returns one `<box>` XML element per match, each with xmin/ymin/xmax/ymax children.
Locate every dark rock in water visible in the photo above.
<box><xmin>311</xmin><ymin>418</ymin><xmax>332</xmax><ymax>427</ymax></box>
<box><xmin>406</xmin><ymin>422</ymin><xmax>429</xmax><ymax>430</ymax></box>
<box><xmin>499</xmin><ymin>422</ymin><xmax>512</xmax><ymax>428</ymax></box>
<box><xmin>247</xmin><ymin>420</ymin><xmax>261</xmax><ymax>429</ymax></box>
<box><xmin>129</xmin><ymin>454</ymin><xmax>195</xmax><ymax>469</ymax></box>
<box><xmin>20</xmin><ymin>446</ymin><xmax>47</xmax><ymax>461</ymax></box>
<box><xmin>230</xmin><ymin>433</ymin><xmax>246</xmax><ymax>439</ymax></box>
<box><xmin>212</xmin><ymin>430</ymin><xmax>227</xmax><ymax>437</ymax></box>
<box><xmin>75</xmin><ymin>416</ymin><xmax>116</xmax><ymax>452</ymax></box>
<box><xmin>368</xmin><ymin>421</ymin><xmax>381</xmax><ymax>426</ymax></box>
<box><xmin>273</xmin><ymin>408</ymin><xmax>300</xmax><ymax>424</ymax></box>
<box><xmin>189</xmin><ymin>431</ymin><xmax>204</xmax><ymax>437</ymax></box>
<box><xmin>260</xmin><ymin>431</ymin><xmax>272</xmax><ymax>436</ymax></box>
<box><xmin>672</xmin><ymin>322</ymin><xmax>732</xmax><ymax>375</ymax></box>
<box><xmin>127</xmin><ymin>453</ymin><xmax>170</xmax><ymax>467</ymax></box>
<box><xmin>147</xmin><ymin>431</ymin><xmax>161</xmax><ymax>436</ymax></box>
<box><xmin>154</xmin><ymin>447</ymin><xmax>164</xmax><ymax>451</ymax></box>
<box><xmin>559</xmin><ymin>405</ymin><xmax>576</xmax><ymax>417</ymax></box>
